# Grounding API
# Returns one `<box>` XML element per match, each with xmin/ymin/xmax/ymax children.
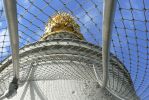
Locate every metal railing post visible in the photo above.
<box><xmin>3</xmin><ymin>0</ymin><xmax>19</xmax><ymax>79</ymax></box>
<box><xmin>3</xmin><ymin>0</ymin><xmax>19</xmax><ymax>98</ymax></box>
<box><xmin>102</xmin><ymin>0</ymin><xmax>116</xmax><ymax>88</ymax></box>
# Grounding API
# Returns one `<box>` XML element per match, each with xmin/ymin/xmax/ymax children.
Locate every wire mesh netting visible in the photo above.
<box><xmin>111</xmin><ymin>0</ymin><xmax>149</xmax><ymax>99</ymax></box>
<box><xmin>0</xmin><ymin>0</ymin><xmax>102</xmax><ymax>60</ymax></box>
<box><xmin>0</xmin><ymin>0</ymin><xmax>149</xmax><ymax>100</ymax></box>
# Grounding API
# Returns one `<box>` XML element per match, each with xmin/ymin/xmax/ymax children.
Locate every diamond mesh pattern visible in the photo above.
<box><xmin>0</xmin><ymin>0</ymin><xmax>148</xmax><ymax>100</ymax></box>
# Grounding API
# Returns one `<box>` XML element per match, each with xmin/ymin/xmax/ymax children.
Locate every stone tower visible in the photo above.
<box><xmin>1</xmin><ymin>12</ymin><xmax>139</xmax><ymax>100</ymax></box>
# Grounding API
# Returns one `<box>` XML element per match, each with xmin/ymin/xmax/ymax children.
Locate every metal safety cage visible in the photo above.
<box><xmin>0</xmin><ymin>0</ymin><xmax>148</xmax><ymax>100</ymax></box>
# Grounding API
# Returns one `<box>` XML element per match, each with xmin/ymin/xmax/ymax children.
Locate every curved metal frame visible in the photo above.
<box><xmin>3</xmin><ymin>0</ymin><xmax>19</xmax><ymax>79</ymax></box>
<box><xmin>102</xmin><ymin>0</ymin><xmax>116</xmax><ymax>88</ymax></box>
<box><xmin>2</xmin><ymin>0</ymin><xmax>19</xmax><ymax>99</ymax></box>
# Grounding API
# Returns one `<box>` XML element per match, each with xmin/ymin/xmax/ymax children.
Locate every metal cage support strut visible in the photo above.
<box><xmin>3</xmin><ymin>0</ymin><xmax>19</xmax><ymax>79</ymax></box>
<box><xmin>102</xmin><ymin>0</ymin><xmax>116</xmax><ymax>88</ymax></box>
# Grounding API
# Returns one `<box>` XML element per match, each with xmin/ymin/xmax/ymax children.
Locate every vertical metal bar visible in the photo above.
<box><xmin>20</xmin><ymin>82</ymin><xmax>30</xmax><ymax>100</ymax></box>
<box><xmin>0</xmin><ymin>95</ymin><xmax>5</xmax><ymax>100</ymax></box>
<box><xmin>30</xmin><ymin>82</ymin><xmax>35</xmax><ymax>100</ymax></box>
<box><xmin>3</xmin><ymin>0</ymin><xmax>19</xmax><ymax>79</ymax></box>
<box><xmin>21</xmin><ymin>63</ymin><xmax>35</xmax><ymax>100</ymax></box>
<box><xmin>102</xmin><ymin>0</ymin><xmax>116</xmax><ymax>88</ymax></box>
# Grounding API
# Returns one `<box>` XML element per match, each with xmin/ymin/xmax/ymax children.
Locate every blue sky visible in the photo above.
<box><xmin>111</xmin><ymin>0</ymin><xmax>149</xmax><ymax>99</ymax></box>
<box><xmin>0</xmin><ymin>0</ymin><xmax>149</xmax><ymax>99</ymax></box>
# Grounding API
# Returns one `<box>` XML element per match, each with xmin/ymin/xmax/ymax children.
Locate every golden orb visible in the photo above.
<box><xmin>41</xmin><ymin>12</ymin><xmax>84</xmax><ymax>40</ymax></box>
